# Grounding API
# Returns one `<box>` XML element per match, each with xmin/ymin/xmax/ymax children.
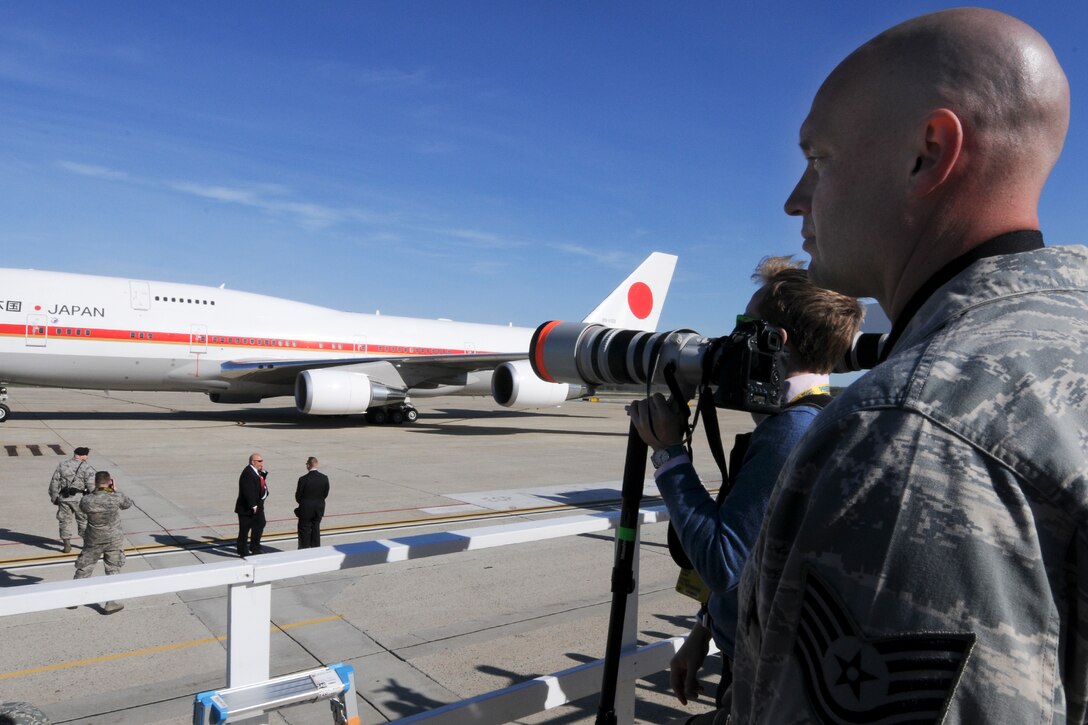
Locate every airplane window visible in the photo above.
<box><xmin>130</xmin><ymin>332</ymin><xmax>135</xmax><ymax>339</ymax></box>
<box><xmin>139</xmin><ymin>333</ymin><xmax>145</xmax><ymax>339</ymax></box>
<box><xmin>148</xmin><ymin>333</ymin><xmax>154</xmax><ymax>339</ymax></box>
<box><xmin>66</xmin><ymin>329</ymin><xmax>72</xmax><ymax>335</ymax></box>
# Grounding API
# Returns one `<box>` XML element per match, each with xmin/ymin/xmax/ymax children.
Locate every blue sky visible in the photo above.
<box><xmin>1</xmin><ymin>1</ymin><xmax>1084</xmax><ymax>338</ymax></box>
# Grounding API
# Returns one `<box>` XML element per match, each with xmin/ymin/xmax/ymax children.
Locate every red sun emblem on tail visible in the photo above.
<box><xmin>627</xmin><ymin>282</ymin><xmax>653</xmax><ymax>320</ymax></box>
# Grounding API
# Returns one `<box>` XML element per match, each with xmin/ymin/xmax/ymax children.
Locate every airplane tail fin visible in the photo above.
<box><xmin>581</xmin><ymin>252</ymin><xmax>677</xmax><ymax>331</ymax></box>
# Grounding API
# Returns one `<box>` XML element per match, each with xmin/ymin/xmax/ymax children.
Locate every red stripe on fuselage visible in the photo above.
<box><xmin>0</xmin><ymin>323</ymin><xmax>487</xmax><ymax>357</ymax></box>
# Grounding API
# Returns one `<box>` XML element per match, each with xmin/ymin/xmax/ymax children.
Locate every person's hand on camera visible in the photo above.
<box><xmin>671</xmin><ymin>621</ymin><xmax>711</xmax><ymax>705</ymax></box>
<box><xmin>628</xmin><ymin>392</ymin><xmax>689</xmax><ymax>450</ymax></box>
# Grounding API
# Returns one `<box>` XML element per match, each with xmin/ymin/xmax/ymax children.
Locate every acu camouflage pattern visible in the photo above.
<box><xmin>47</xmin><ymin>457</ymin><xmax>96</xmax><ymax>540</ymax></box>
<box><xmin>73</xmin><ymin>488</ymin><xmax>133</xmax><ymax>578</ymax></box>
<box><xmin>731</xmin><ymin>245</ymin><xmax>1088</xmax><ymax>724</ymax></box>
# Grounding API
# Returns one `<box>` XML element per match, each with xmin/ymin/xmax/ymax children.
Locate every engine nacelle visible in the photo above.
<box><xmin>491</xmin><ymin>359</ymin><xmax>583</xmax><ymax>408</ymax></box>
<box><xmin>295</xmin><ymin>369</ymin><xmax>405</xmax><ymax>415</ymax></box>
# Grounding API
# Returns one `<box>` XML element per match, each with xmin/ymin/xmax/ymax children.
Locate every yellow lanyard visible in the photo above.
<box><xmin>788</xmin><ymin>384</ymin><xmax>830</xmax><ymax>404</ymax></box>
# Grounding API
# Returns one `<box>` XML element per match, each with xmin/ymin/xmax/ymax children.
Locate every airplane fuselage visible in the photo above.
<box><xmin>0</xmin><ymin>269</ymin><xmax>528</xmax><ymax>398</ymax></box>
<box><xmin>0</xmin><ymin>254</ymin><xmax>676</xmax><ymax>421</ymax></box>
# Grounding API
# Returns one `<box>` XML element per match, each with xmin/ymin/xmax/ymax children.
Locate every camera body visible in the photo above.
<box><xmin>711</xmin><ymin>318</ymin><xmax>787</xmax><ymax>413</ymax></box>
<box><xmin>530</xmin><ymin>317</ymin><xmax>786</xmax><ymax>414</ymax></box>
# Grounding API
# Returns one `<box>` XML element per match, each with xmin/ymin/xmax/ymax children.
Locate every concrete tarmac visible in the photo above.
<box><xmin>0</xmin><ymin>387</ymin><xmax>756</xmax><ymax>724</ymax></box>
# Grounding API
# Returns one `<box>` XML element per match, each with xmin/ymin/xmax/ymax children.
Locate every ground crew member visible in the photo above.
<box><xmin>48</xmin><ymin>446</ymin><xmax>96</xmax><ymax>553</ymax></box>
<box><xmin>73</xmin><ymin>470</ymin><xmax>132</xmax><ymax>615</ymax></box>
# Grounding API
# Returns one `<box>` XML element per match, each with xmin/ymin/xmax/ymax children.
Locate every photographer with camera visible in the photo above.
<box><xmin>628</xmin><ymin>256</ymin><xmax>863</xmax><ymax>722</ymax></box>
<box><xmin>73</xmin><ymin>471</ymin><xmax>133</xmax><ymax>615</ymax></box>
<box><xmin>47</xmin><ymin>446</ymin><xmax>96</xmax><ymax>553</ymax></box>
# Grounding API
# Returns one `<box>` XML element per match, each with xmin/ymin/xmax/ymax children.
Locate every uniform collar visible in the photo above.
<box><xmin>883</xmin><ymin>230</ymin><xmax>1044</xmax><ymax>361</ymax></box>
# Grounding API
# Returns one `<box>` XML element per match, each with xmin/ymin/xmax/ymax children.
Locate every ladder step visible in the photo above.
<box><xmin>193</xmin><ymin>664</ymin><xmax>352</xmax><ymax>724</ymax></box>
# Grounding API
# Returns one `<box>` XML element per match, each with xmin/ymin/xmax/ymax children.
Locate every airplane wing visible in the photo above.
<box><xmin>219</xmin><ymin>353</ymin><xmax>525</xmax><ymax>390</ymax></box>
<box><xmin>214</xmin><ymin>252</ymin><xmax>680</xmax><ymax>395</ymax></box>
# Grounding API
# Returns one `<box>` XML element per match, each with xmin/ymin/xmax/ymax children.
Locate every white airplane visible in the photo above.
<box><xmin>0</xmin><ymin>253</ymin><xmax>676</xmax><ymax>424</ymax></box>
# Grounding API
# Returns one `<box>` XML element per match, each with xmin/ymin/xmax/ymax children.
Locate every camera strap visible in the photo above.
<box><xmin>666</xmin><ymin>381</ymin><xmax>832</xmax><ymax>571</ymax></box>
<box><xmin>696</xmin><ymin>386</ymin><xmax>729</xmax><ymax>489</ymax></box>
<box><xmin>662</xmin><ymin>354</ymin><xmax>732</xmax><ymax>571</ymax></box>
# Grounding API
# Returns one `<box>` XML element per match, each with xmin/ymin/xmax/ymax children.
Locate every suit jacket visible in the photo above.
<box><xmin>235</xmin><ymin>466</ymin><xmax>268</xmax><ymax>515</ymax></box>
<box><xmin>295</xmin><ymin>470</ymin><xmax>330</xmax><ymax>517</ymax></box>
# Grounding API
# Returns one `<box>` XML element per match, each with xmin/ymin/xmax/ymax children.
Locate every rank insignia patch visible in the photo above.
<box><xmin>795</xmin><ymin>568</ymin><xmax>975</xmax><ymax>724</ymax></box>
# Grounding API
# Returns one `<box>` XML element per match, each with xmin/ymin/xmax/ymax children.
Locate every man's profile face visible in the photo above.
<box><xmin>784</xmin><ymin>65</ymin><xmax>910</xmax><ymax>301</ymax></box>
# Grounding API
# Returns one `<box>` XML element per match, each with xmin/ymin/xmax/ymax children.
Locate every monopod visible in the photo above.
<box><xmin>594</xmin><ymin>421</ymin><xmax>649</xmax><ymax>725</ymax></box>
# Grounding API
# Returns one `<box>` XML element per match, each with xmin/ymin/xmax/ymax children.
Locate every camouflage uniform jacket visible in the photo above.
<box><xmin>79</xmin><ymin>489</ymin><xmax>133</xmax><ymax>548</ymax></box>
<box><xmin>731</xmin><ymin>245</ymin><xmax>1088</xmax><ymax>724</ymax></box>
<box><xmin>48</xmin><ymin>457</ymin><xmax>95</xmax><ymax>503</ymax></box>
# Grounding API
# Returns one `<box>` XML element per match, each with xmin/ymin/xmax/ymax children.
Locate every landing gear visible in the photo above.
<box><xmin>0</xmin><ymin>386</ymin><xmax>9</xmax><ymax>423</ymax></box>
<box><xmin>365</xmin><ymin>403</ymin><xmax>419</xmax><ymax>425</ymax></box>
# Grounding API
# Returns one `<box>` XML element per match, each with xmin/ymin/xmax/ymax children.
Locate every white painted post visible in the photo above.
<box><xmin>227</xmin><ymin>580</ymin><xmax>272</xmax><ymax>687</ymax></box>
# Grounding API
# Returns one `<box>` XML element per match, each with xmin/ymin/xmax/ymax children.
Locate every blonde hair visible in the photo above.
<box><xmin>751</xmin><ymin>256</ymin><xmax>865</xmax><ymax>373</ymax></box>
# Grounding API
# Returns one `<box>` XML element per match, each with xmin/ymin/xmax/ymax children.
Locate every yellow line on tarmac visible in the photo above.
<box><xmin>0</xmin><ymin>614</ymin><xmax>343</xmax><ymax>680</ymax></box>
<box><xmin>0</xmin><ymin>496</ymin><xmax>660</xmax><ymax>568</ymax></box>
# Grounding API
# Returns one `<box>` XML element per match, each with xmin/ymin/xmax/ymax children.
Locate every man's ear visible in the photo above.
<box><xmin>909</xmin><ymin>108</ymin><xmax>963</xmax><ymax>197</ymax></box>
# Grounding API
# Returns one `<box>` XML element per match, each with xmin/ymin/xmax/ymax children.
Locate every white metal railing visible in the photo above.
<box><xmin>0</xmin><ymin>505</ymin><xmax>688</xmax><ymax>724</ymax></box>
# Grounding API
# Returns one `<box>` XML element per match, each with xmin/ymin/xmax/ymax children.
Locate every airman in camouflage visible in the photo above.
<box><xmin>47</xmin><ymin>446</ymin><xmax>95</xmax><ymax>553</ymax></box>
<box><xmin>731</xmin><ymin>9</ymin><xmax>1087</xmax><ymax>724</ymax></box>
<box><xmin>73</xmin><ymin>470</ymin><xmax>132</xmax><ymax>615</ymax></box>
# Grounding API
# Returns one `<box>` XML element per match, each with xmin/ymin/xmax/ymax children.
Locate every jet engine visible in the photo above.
<box><xmin>295</xmin><ymin>369</ymin><xmax>405</xmax><ymax>415</ymax></box>
<box><xmin>491</xmin><ymin>359</ymin><xmax>584</xmax><ymax>408</ymax></box>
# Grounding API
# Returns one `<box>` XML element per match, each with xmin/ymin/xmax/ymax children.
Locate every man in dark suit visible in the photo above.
<box><xmin>295</xmin><ymin>456</ymin><xmax>330</xmax><ymax>549</ymax></box>
<box><xmin>235</xmin><ymin>452</ymin><xmax>268</xmax><ymax>557</ymax></box>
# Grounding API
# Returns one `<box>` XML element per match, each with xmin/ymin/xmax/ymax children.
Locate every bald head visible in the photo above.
<box><xmin>788</xmin><ymin>8</ymin><xmax>1070</xmax><ymax>320</ymax></box>
<box><xmin>836</xmin><ymin>8</ymin><xmax>1069</xmax><ymax>179</ymax></box>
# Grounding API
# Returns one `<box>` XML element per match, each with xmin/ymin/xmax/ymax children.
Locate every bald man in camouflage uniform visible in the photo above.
<box><xmin>47</xmin><ymin>446</ymin><xmax>96</xmax><ymax>553</ymax></box>
<box><xmin>74</xmin><ymin>470</ymin><xmax>132</xmax><ymax>614</ymax></box>
<box><xmin>732</xmin><ymin>8</ymin><xmax>1088</xmax><ymax>724</ymax></box>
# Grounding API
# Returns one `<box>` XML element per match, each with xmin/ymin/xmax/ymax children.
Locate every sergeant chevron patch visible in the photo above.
<box><xmin>795</xmin><ymin>568</ymin><xmax>975</xmax><ymax>724</ymax></box>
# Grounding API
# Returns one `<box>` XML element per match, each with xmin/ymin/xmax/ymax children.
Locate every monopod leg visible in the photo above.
<box><xmin>596</xmin><ymin>422</ymin><xmax>648</xmax><ymax>725</ymax></box>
